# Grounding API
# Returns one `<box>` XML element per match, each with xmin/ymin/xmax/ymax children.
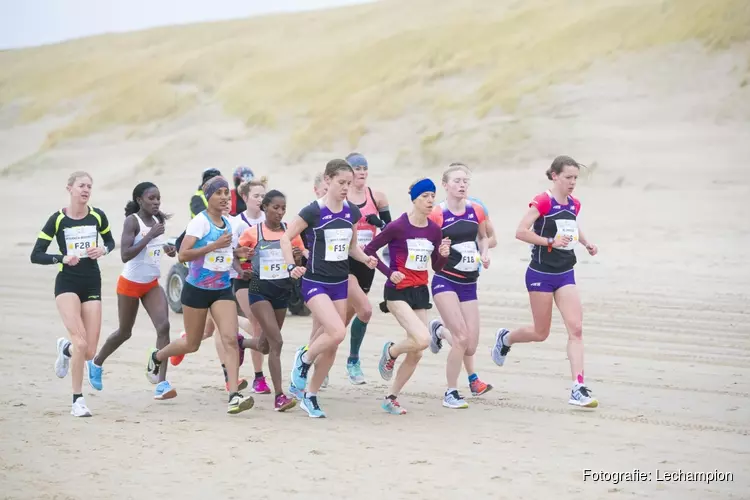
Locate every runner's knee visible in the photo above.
<box><xmin>567</xmin><ymin>322</ymin><xmax>583</xmax><ymax>340</ymax></box>
<box><xmin>258</xmin><ymin>337</ymin><xmax>270</xmax><ymax>355</ymax></box>
<box><xmin>155</xmin><ymin>320</ymin><xmax>170</xmax><ymax>339</ymax></box>
<box><xmin>357</xmin><ymin>303</ymin><xmax>372</xmax><ymax>323</ymax></box>
<box><xmin>414</xmin><ymin>330</ymin><xmax>430</xmax><ymax>352</ymax></box>
<box><xmin>329</xmin><ymin>324</ymin><xmax>347</xmax><ymax>344</ymax></box>
<box><xmin>533</xmin><ymin>327</ymin><xmax>551</xmax><ymax>342</ymax></box>
<box><xmin>71</xmin><ymin>335</ymin><xmax>88</xmax><ymax>357</ymax></box>
<box><xmin>185</xmin><ymin>335</ymin><xmax>202</xmax><ymax>353</ymax></box>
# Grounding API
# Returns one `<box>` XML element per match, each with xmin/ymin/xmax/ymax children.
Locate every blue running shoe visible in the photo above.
<box><xmin>86</xmin><ymin>360</ymin><xmax>103</xmax><ymax>391</ymax></box>
<box><xmin>289</xmin><ymin>382</ymin><xmax>304</xmax><ymax>401</ymax></box>
<box><xmin>154</xmin><ymin>380</ymin><xmax>177</xmax><ymax>400</ymax></box>
<box><xmin>290</xmin><ymin>346</ymin><xmax>310</xmax><ymax>391</ymax></box>
<box><xmin>300</xmin><ymin>394</ymin><xmax>326</xmax><ymax>418</ymax></box>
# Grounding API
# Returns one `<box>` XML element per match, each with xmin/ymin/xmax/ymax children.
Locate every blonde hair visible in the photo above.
<box><xmin>239</xmin><ymin>176</ymin><xmax>268</xmax><ymax>197</ymax></box>
<box><xmin>67</xmin><ymin>171</ymin><xmax>92</xmax><ymax>186</ymax></box>
<box><xmin>441</xmin><ymin>163</ymin><xmax>471</xmax><ymax>184</ymax></box>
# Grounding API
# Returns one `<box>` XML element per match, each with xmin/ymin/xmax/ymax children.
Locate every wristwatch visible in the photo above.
<box><xmin>286</xmin><ymin>264</ymin><xmax>296</xmax><ymax>273</ymax></box>
<box><xmin>546</xmin><ymin>237</ymin><xmax>554</xmax><ymax>253</ymax></box>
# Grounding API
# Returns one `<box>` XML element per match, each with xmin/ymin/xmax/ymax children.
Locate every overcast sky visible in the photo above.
<box><xmin>0</xmin><ymin>0</ymin><xmax>373</xmax><ymax>50</ymax></box>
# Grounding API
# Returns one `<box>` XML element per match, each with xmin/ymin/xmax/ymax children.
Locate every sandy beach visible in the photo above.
<box><xmin>1</xmin><ymin>1</ymin><xmax>749</xmax><ymax>499</ymax></box>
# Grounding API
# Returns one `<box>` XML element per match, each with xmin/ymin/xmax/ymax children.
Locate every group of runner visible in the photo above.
<box><xmin>31</xmin><ymin>154</ymin><xmax>599</xmax><ymax>418</ymax></box>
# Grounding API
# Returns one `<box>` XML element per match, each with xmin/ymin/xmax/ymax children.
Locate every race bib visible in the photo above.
<box><xmin>259</xmin><ymin>248</ymin><xmax>287</xmax><ymax>280</ymax></box>
<box><xmin>145</xmin><ymin>235</ymin><xmax>165</xmax><ymax>266</ymax></box>
<box><xmin>204</xmin><ymin>247</ymin><xmax>233</xmax><ymax>272</ymax></box>
<box><xmin>324</xmin><ymin>228</ymin><xmax>352</xmax><ymax>262</ymax></box>
<box><xmin>452</xmin><ymin>241</ymin><xmax>480</xmax><ymax>272</ymax></box>
<box><xmin>405</xmin><ymin>238</ymin><xmax>433</xmax><ymax>271</ymax></box>
<box><xmin>357</xmin><ymin>229</ymin><xmax>373</xmax><ymax>247</ymax></box>
<box><xmin>64</xmin><ymin>225</ymin><xmax>97</xmax><ymax>258</ymax></box>
<box><xmin>554</xmin><ymin>219</ymin><xmax>579</xmax><ymax>250</ymax></box>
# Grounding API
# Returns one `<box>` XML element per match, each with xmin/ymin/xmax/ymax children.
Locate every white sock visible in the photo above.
<box><xmin>502</xmin><ymin>331</ymin><xmax>511</xmax><ymax>347</ymax></box>
<box><xmin>301</xmin><ymin>352</ymin><xmax>312</xmax><ymax>364</ymax></box>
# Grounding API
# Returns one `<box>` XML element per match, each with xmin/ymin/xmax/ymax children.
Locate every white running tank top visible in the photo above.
<box><xmin>121</xmin><ymin>214</ymin><xmax>164</xmax><ymax>283</ymax></box>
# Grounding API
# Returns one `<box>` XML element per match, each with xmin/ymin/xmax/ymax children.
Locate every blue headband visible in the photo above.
<box><xmin>346</xmin><ymin>153</ymin><xmax>368</xmax><ymax>168</ymax></box>
<box><xmin>410</xmin><ymin>178</ymin><xmax>436</xmax><ymax>201</ymax></box>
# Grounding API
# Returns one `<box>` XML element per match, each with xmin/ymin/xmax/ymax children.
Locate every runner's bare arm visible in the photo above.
<box><xmin>515</xmin><ymin>206</ymin><xmax>548</xmax><ymax>246</ymax></box>
<box><xmin>281</xmin><ymin>215</ymin><xmax>307</xmax><ymax>266</ymax></box>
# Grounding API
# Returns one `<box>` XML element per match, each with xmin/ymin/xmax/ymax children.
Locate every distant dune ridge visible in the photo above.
<box><xmin>0</xmin><ymin>0</ymin><xmax>748</xmax><ymax>170</ymax></box>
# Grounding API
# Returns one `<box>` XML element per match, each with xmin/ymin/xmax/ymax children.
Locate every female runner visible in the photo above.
<box><xmin>341</xmin><ymin>152</ymin><xmax>391</xmax><ymax>385</ymax></box>
<box><xmin>426</xmin><ymin>163</ymin><xmax>492</xmax><ymax>409</ymax></box>
<box><xmin>31</xmin><ymin>171</ymin><xmax>115</xmax><ymax>417</ymax></box>
<box><xmin>281</xmin><ymin>159</ymin><xmax>378</xmax><ymax>418</ymax></box>
<box><xmin>237</xmin><ymin>189</ymin><xmax>305</xmax><ymax>411</ymax></box>
<box><xmin>88</xmin><ymin>182</ymin><xmax>177</xmax><ymax>400</ymax></box>
<box><xmin>363</xmin><ymin>178</ymin><xmax>449</xmax><ymax>414</ymax></box>
<box><xmin>491</xmin><ymin>155</ymin><xmax>599</xmax><ymax>408</ymax></box>
<box><xmin>146</xmin><ymin>176</ymin><xmax>254</xmax><ymax>414</ymax></box>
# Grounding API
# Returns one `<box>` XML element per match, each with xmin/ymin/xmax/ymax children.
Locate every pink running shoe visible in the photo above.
<box><xmin>253</xmin><ymin>376</ymin><xmax>271</xmax><ymax>394</ymax></box>
<box><xmin>274</xmin><ymin>393</ymin><xmax>296</xmax><ymax>412</ymax></box>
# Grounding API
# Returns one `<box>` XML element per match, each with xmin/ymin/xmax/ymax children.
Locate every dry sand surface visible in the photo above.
<box><xmin>2</xmin><ymin>3</ymin><xmax>750</xmax><ymax>500</ymax></box>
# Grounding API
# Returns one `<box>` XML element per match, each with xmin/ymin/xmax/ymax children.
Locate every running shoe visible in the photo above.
<box><xmin>71</xmin><ymin>397</ymin><xmax>92</xmax><ymax>417</ymax></box>
<box><xmin>55</xmin><ymin>337</ymin><xmax>71</xmax><ymax>378</ymax></box>
<box><xmin>428</xmin><ymin>319</ymin><xmax>443</xmax><ymax>354</ymax></box>
<box><xmin>169</xmin><ymin>332</ymin><xmax>187</xmax><ymax>366</ymax></box>
<box><xmin>290</xmin><ymin>346</ymin><xmax>310</xmax><ymax>390</ymax></box>
<box><xmin>346</xmin><ymin>360</ymin><xmax>366</xmax><ymax>385</ymax></box>
<box><xmin>491</xmin><ymin>328</ymin><xmax>511</xmax><ymax>366</ymax></box>
<box><xmin>274</xmin><ymin>393</ymin><xmax>296</xmax><ymax>412</ymax></box>
<box><xmin>154</xmin><ymin>380</ymin><xmax>177</xmax><ymax>400</ymax></box>
<box><xmin>300</xmin><ymin>394</ymin><xmax>326</xmax><ymax>418</ymax></box>
<box><xmin>252</xmin><ymin>376</ymin><xmax>271</xmax><ymax>394</ymax></box>
<box><xmin>227</xmin><ymin>393</ymin><xmax>254</xmax><ymax>414</ymax></box>
<box><xmin>289</xmin><ymin>382</ymin><xmax>304</xmax><ymax>401</ymax></box>
<box><xmin>226</xmin><ymin>378</ymin><xmax>249</xmax><ymax>392</ymax></box>
<box><xmin>569</xmin><ymin>384</ymin><xmax>598</xmax><ymax>408</ymax></box>
<box><xmin>469</xmin><ymin>378</ymin><xmax>493</xmax><ymax>396</ymax></box>
<box><xmin>381</xmin><ymin>397</ymin><xmax>407</xmax><ymax>415</ymax></box>
<box><xmin>86</xmin><ymin>360</ymin><xmax>103</xmax><ymax>391</ymax></box>
<box><xmin>146</xmin><ymin>348</ymin><xmax>160</xmax><ymax>384</ymax></box>
<box><xmin>442</xmin><ymin>389</ymin><xmax>469</xmax><ymax>409</ymax></box>
<box><xmin>378</xmin><ymin>342</ymin><xmax>396</xmax><ymax>381</ymax></box>
<box><xmin>237</xmin><ymin>334</ymin><xmax>245</xmax><ymax>367</ymax></box>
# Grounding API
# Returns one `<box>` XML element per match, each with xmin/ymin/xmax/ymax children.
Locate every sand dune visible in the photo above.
<box><xmin>1</xmin><ymin>1</ymin><xmax>749</xmax><ymax>499</ymax></box>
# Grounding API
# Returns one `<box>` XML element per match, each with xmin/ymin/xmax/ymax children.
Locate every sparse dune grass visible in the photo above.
<box><xmin>0</xmin><ymin>0</ymin><xmax>748</xmax><ymax>158</ymax></box>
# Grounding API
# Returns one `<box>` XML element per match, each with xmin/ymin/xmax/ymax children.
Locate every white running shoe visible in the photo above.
<box><xmin>71</xmin><ymin>397</ymin><xmax>92</xmax><ymax>417</ymax></box>
<box><xmin>569</xmin><ymin>384</ymin><xmax>598</xmax><ymax>408</ymax></box>
<box><xmin>491</xmin><ymin>328</ymin><xmax>511</xmax><ymax>366</ymax></box>
<box><xmin>442</xmin><ymin>389</ymin><xmax>469</xmax><ymax>409</ymax></box>
<box><xmin>428</xmin><ymin>319</ymin><xmax>443</xmax><ymax>354</ymax></box>
<box><xmin>55</xmin><ymin>338</ymin><xmax>71</xmax><ymax>378</ymax></box>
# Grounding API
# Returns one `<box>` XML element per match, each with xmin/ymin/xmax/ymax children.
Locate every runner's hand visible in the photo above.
<box><xmin>163</xmin><ymin>244</ymin><xmax>177</xmax><ymax>257</ymax></box>
<box><xmin>146</xmin><ymin>223</ymin><xmax>165</xmax><ymax>240</ymax></box>
<box><xmin>586</xmin><ymin>243</ymin><xmax>598</xmax><ymax>256</ymax></box>
<box><xmin>63</xmin><ymin>255</ymin><xmax>79</xmax><ymax>266</ymax></box>
<box><xmin>390</xmin><ymin>271</ymin><xmax>404</xmax><ymax>284</ymax></box>
<box><xmin>291</xmin><ymin>266</ymin><xmax>306</xmax><ymax>279</ymax></box>
<box><xmin>439</xmin><ymin>237</ymin><xmax>451</xmax><ymax>257</ymax></box>
<box><xmin>235</xmin><ymin>246</ymin><xmax>251</xmax><ymax>259</ymax></box>
<box><xmin>87</xmin><ymin>246</ymin><xmax>106</xmax><ymax>259</ymax></box>
<box><xmin>213</xmin><ymin>231</ymin><xmax>232</xmax><ymax>249</ymax></box>
<box><xmin>365</xmin><ymin>255</ymin><xmax>378</xmax><ymax>269</ymax></box>
<box><xmin>481</xmin><ymin>250</ymin><xmax>490</xmax><ymax>269</ymax></box>
<box><xmin>552</xmin><ymin>235</ymin><xmax>572</xmax><ymax>248</ymax></box>
<box><xmin>241</xmin><ymin>269</ymin><xmax>253</xmax><ymax>280</ymax></box>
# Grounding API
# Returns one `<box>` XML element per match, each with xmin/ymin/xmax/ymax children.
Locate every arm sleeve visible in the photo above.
<box><xmin>364</xmin><ymin>218</ymin><xmax>397</xmax><ymax>279</ymax></box>
<box><xmin>378</xmin><ymin>207</ymin><xmax>392</xmax><ymax>225</ymax></box>
<box><xmin>430</xmin><ymin>224</ymin><xmax>449</xmax><ymax>273</ymax></box>
<box><xmin>95</xmin><ymin>208</ymin><xmax>116</xmax><ymax>254</ymax></box>
<box><xmin>30</xmin><ymin>213</ymin><xmax>63</xmax><ymax>265</ymax></box>
<box><xmin>190</xmin><ymin>195</ymin><xmax>206</xmax><ymax>218</ymax></box>
<box><xmin>298</xmin><ymin>202</ymin><xmax>320</xmax><ymax>227</ymax></box>
<box><xmin>185</xmin><ymin>215</ymin><xmax>209</xmax><ymax>239</ymax></box>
